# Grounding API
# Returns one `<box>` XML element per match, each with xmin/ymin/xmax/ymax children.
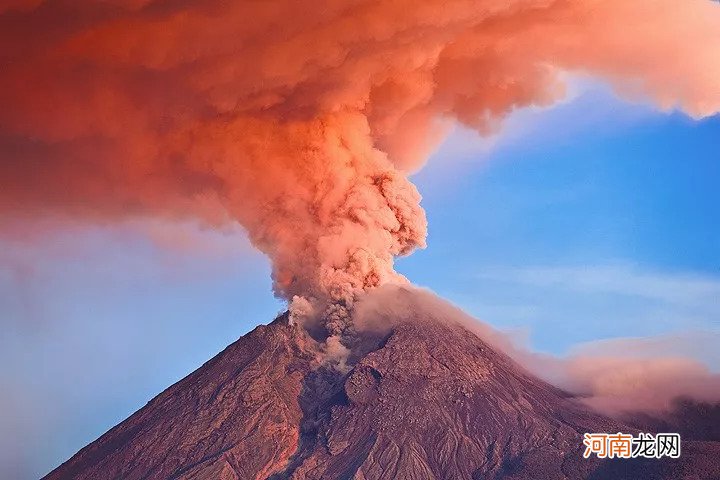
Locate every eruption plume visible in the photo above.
<box><xmin>1</xmin><ymin>0</ymin><xmax>719</xmax><ymax>332</ymax></box>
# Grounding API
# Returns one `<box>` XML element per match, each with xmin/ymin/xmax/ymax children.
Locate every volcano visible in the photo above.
<box><xmin>44</xmin><ymin>296</ymin><xmax>720</xmax><ymax>480</ymax></box>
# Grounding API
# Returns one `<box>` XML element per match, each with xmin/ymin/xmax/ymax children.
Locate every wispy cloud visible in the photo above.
<box><xmin>443</xmin><ymin>262</ymin><xmax>720</xmax><ymax>362</ymax></box>
<box><xmin>478</xmin><ymin>263</ymin><xmax>720</xmax><ymax>307</ymax></box>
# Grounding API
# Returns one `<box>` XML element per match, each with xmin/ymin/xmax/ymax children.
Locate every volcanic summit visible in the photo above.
<box><xmin>44</xmin><ymin>289</ymin><xmax>720</xmax><ymax>480</ymax></box>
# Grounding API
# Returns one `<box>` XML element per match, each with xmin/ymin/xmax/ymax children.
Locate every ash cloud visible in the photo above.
<box><xmin>354</xmin><ymin>285</ymin><xmax>720</xmax><ymax>416</ymax></box>
<box><xmin>2</xmin><ymin>0</ymin><xmax>720</xmax><ymax>331</ymax></box>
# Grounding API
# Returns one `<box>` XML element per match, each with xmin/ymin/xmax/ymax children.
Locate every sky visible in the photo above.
<box><xmin>1</xmin><ymin>84</ymin><xmax>719</xmax><ymax>479</ymax></box>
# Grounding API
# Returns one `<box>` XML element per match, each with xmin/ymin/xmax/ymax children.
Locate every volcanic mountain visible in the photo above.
<box><xmin>45</xmin><ymin>294</ymin><xmax>720</xmax><ymax>479</ymax></box>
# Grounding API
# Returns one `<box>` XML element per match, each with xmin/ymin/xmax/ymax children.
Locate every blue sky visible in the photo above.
<box><xmin>1</xmin><ymin>82</ymin><xmax>718</xmax><ymax>479</ymax></box>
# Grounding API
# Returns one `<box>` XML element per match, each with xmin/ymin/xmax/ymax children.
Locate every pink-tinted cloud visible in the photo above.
<box><xmin>552</xmin><ymin>355</ymin><xmax>720</xmax><ymax>415</ymax></box>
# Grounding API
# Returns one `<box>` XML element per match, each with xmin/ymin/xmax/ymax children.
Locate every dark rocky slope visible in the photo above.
<box><xmin>45</xmin><ymin>314</ymin><xmax>720</xmax><ymax>479</ymax></box>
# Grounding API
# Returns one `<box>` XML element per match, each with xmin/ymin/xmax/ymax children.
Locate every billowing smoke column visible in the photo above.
<box><xmin>169</xmin><ymin>112</ymin><xmax>428</xmax><ymax>334</ymax></box>
<box><xmin>1</xmin><ymin>0</ymin><xmax>719</xmax><ymax>334</ymax></box>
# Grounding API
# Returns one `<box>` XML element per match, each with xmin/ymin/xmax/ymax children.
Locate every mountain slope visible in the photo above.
<box><xmin>45</xmin><ymin>317</ymin><xmax>317</xmax><ymax>480</ymax></box>
<box><xmin>45</xmin><ymin>313</ymin><xmax>720</xmax><ymax>480</ymax></box>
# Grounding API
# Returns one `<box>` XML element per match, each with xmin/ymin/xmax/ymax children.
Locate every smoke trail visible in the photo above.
<box><xmin>1</xmin><ymin>0</ymin><xmax>719</xmax><ymax>332</ymax></box>
<box><xmin>353</xmin><ymin>285</ymin><xmax>720</xmax><ymax>415</ymax></box>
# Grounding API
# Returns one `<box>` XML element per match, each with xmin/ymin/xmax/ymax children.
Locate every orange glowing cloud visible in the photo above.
<box><xmin>1</xmin><ymin>0</ymin><xmax>719</xmax><ymax>327</ymax></box>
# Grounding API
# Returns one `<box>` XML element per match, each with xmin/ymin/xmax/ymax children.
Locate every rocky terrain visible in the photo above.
<box><xmin>45</xmin><ymin>312</ymin><xmax>720</xmax><ymax>479</ymax></box>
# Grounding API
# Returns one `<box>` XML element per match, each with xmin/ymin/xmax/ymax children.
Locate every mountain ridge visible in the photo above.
<box><xmin>44</xmin><ymin>310</ymin><xmax>720</xmax><ymax>479</ymax></box>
